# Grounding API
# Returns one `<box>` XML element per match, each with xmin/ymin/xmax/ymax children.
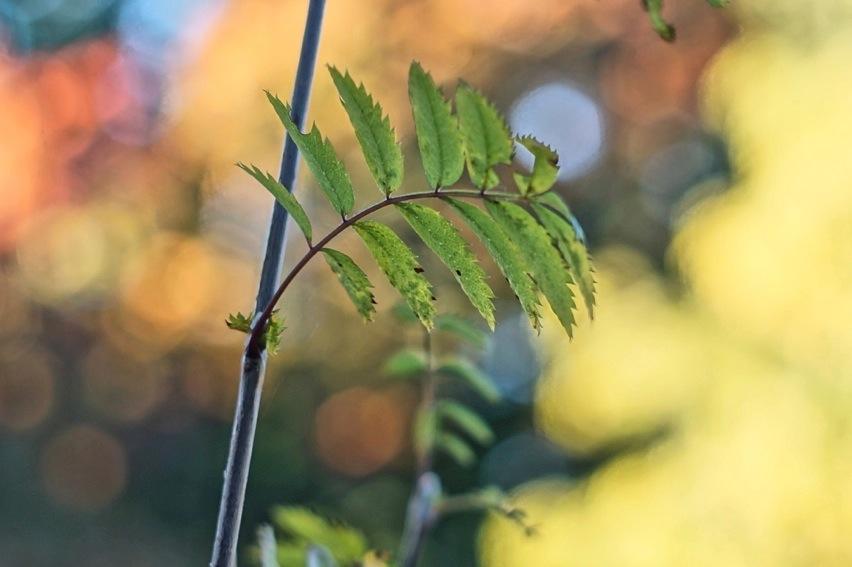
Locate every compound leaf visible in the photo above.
<box><xmin>486</xmin><ymin>201</ymin><xmax>576</xmax><ymax>336</ymax></box>
<box><xmin>237</xmin><ymin>162</ymin><xmax>312</xmax><ymax>243</ymax></box>
<box><xmin>321</xmin><ymin>248</ymin><xmax>376</xmax><ymax>321</ymax></box>
<box><xmin>437</xmin><ymin>400</ymin><xmax>494</xmax><ymax>445</ymax></box>
<box><xmin>396</xmin><ymin>203</ymin><xmax>495</xmax><ymax>329</ymax></box>
<box><xmin>455</xmin><ymin>84</ymin><xmax>513</xmax><ymax>190</ymax></box>
<box><xmin>512</xmin><ymin>135</ymin><xmax>559</xmax><ymax>196</ymax></box>
<box><xmin>408</xmin><ymin>61</ymin><xmax>464</xmax><ymax>188</ymax></box>
<box><xmin>266</xmin><ymin>92</ymin><xmax>354</xmax><ymax>216</ymax></box>
<box><xmin>329</xmin><ymin>66</ymin><xmax>403</xmax><ymax>195</ymax></box>
<box><xmin>447</xmin><ymin>198</ymin><xmax>542</xmax><ymax>331</ymax></box>
<box><xmin>531</xmin><ymin>193</ymin><xmax>596</xmax><ymax>319</ymax></box>
<box><xmin>437</xmin><ymin>357</ymin><xmax>500</xmax><ymax>403</ymax></box>
<box><xmin>354</xmin><ymin>221</ymin><xmax>436</xmax><ymax>329</ymax></box>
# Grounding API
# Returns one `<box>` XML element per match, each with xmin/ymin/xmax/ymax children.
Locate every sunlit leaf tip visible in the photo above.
<box><xmin>513</xmin><ymin>135</ymin><xmax>559</xmax><ymax>196</ymax></box>
<box><xmin>455</xmin><ymin>82</ymin><xmax>514</xmax><ymax>190</ymax></box>
<box><xmin>329</xmin><ymin>66</ymin><xmax>403</xmax><ymax>195</ymax></box>
<box><xmin>396</xmin><ymin>202</ymin><xmax>495</xmax><ymax>329</ymax></box>
<box><xmin>408</xmin><ymin>61</ymin><xmax>464</xmax><ymax>189</ymax></box>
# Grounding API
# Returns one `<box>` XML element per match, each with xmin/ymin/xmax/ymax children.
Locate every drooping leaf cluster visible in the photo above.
<box><xmin>234</xmin><ymin>60</ymin><xmax>596</xmax><ymax>345</ymax></box>
<box><xmin>385</xmin><ymin>309</ymin><xmax>499</xmax><ymax>469</ymax></box>
<box><xmin>255</xmin><ymin>312</ymin><xmax>535</xmax><ymax>566</ymax></box>
<box><xmin>382</xmin><ymin>309</ymin><xmax>537</xmax><ymax>536</ymax></box>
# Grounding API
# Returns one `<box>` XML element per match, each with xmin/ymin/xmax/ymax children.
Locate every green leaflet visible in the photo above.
<box><xmin>446</xmin><ymin>198</ymin><xmax>542</xmax><ymax>331</ymax></box>
<box><xmin>436</xmin><ymin>432</ymin><xmax>476</xmax><ymax>467</ymax></box>
<box><xmin>455</xmin><ymin>83</ymin><xmax>513</xmax><ymax>190</ymax></box>
<box><xmin>272</xmin><ymin>507</ymin><xmax>366</xmax><ymax>565</ymax></box>
<box><xmin>226</xmin><ymin>310</ymin><xmax>285</xmax><ymax>353</ymax></box>
<box><xmin>264</xmin><ymin>313</ymin><xmax>286</xmax><ymax>355</ymax></box>
<box><xmin>437</xmin><ymin>400</ymin><xmax>494</xmax><ymax>445</ymax></box>
<box><xmin>384</xmin><ymin>348</ymin><xmax>428</xmax><ymax>377</ymax></box>
<box><xmin>643</xmin><ymin>0</ymin><xmax>676</xmax><ymax>42</ymax></box>
<box><xmin>237</xmin><ymin>162</ymin><xmax>313</xmax><ymax>243</ymax></box>
<box><xmin>353</xmin><ymin>221</ymin><xmax>436</xmax><ymax>329</ymax></box>
<box><xmin>225</xmin><ymin>311</ymin><xmax>253</xmax><ymax>333</ymax></box>
<box><xmin>437</xmin><ymin>357</ymin><xmax>500</xmax><ymax>403</ymax></box>
<box><xmin>321</xmin><ymin>248</ymin><xmax>376</xmax><ymax>321</ymax></box>
<box><xmin>414</xmin><ymin>406</ymin><xmax>438</xmax><ymax>460</ymax></box>
<box><xmin>256</xmin><ymin>525</ymin><xmax>280</xmax><ymax>567</ymax></box>
<box><xmin>531</xmin><ymin>193</ymin><xmax>596</xmax><ymax>319</ymax></box>
<box><xmin>434</xmin><ymin>314</ymin><xmax>488</xmax><ymax>349</ymax></box>
<box><xmin>408</xmin><ymin>61</ymin><xmax>464</xmax><ymax>188</ymax></box>
<box><xmin>266</xmin><ymin>92</ymin><xmax>355</xmax><ymax>216</ymax></box>
<box><xmin>395</xmin><ymin>203</ymin><xmax>495</xmax><ymax>329</ymax></box>
<box><xmin>486</xmin><ymin>201</ymin><xmax>576</xmax><ymax>336</ymax></box>
<box><xmin>512</xmin><ymin>136</ymin><xmax>559</xmax><ymax>196</ymax></box>
<box><xmin>329</xmin><ymin>66</ymin><xmax>403</xmax><ymax>195</ymax></box>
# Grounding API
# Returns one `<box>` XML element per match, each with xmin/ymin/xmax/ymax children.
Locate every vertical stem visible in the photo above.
<box><xmin>416</xmin><ymin>331</ymin><xmax>436</xmax><ymax>474</ymax></box>
<box><xmin>398</xmin><ymin>331</ymin><xmax>442</xmax><ymax>567</ymax></box>
<box><xmin>209</xmin><ymin>2</ymin><xmax>326</xmax><ymax>566</ymax></box>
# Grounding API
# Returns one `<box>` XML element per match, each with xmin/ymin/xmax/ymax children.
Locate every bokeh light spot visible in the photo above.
<box><xmin>40</xmin><ymin>425</ymin><xmax>127</xmax><ymax>511</ymax></box>
<box><xmin>0</xmin><ymin>345</ymin><xmax>55</xmax><ymax>431</ymax></box>
<box><xmin>15</xmin><ymin>206</ymin><xmax>109</xmax><ymax>303</ymax></box>
<box><xmin>510</xmin><ymin>82</ymin><xmax>604</xmax><ymax>181</ymax></box>
<box><xmin>81</xmin><ymin>343</ymin><xmax>167</xmax><ymax>423</ymax></box>
<box><xmin>314</xmin><ymin>387</ymin><xmax>411</xmax><ymax>477</ymax></box>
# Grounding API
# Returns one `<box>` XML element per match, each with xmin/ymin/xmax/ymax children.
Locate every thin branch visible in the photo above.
<box><xmin>209</xmin><ymin>1</ymin><xmax>326</xmax><ymax>566</ymax></box>
<box><xmin>416</xmin><ymin>330</ymin><xmax>436</xmax><ymax>474</ymax></box>
<box><xmin>398</xmin><ymin>330</ymin><xmax>440</xmax><ymax>567</ymax></box>
<box><xmin>398</xmin><ymin>472</ymin><xmax>442</xmax><ymax>567</ymax></box>
<box><xmin>247</xmin><ymin>188</ymin><xmax>524</xmax><ymax>351</ymax></box>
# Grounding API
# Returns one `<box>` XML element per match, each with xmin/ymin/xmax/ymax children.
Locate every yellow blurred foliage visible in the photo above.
<box><xmin>482</xmin><ymin>1</ymin><xmax>852</xmax><ymax>565</ymax></box>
